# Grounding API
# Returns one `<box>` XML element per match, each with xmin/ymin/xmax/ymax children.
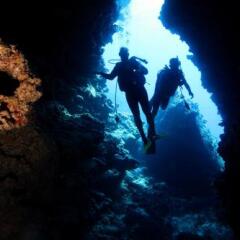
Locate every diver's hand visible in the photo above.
<box><xmin>189</xmin><ymin>91</ymin><xmax>194</xmax><ymax>98</ymax></box>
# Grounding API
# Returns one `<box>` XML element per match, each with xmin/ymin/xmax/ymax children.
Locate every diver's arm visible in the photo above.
<box><xmin>97</xmin><ymin>65</ymin><xmax>118</xmax><ymax>80</ymax></box>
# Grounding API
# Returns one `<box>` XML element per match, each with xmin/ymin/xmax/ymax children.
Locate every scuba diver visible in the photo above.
<box><xmin>150</xmin><ymin>57</ymin><xmax>194</xmax><ymax>118</ymax></box>
<box><xmin>97</xmin><ymin>47</ymin><xmax>156</xmax><ymax>151</ymax></box>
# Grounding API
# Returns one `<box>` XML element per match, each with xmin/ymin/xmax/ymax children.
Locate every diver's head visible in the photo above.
<box><xmin>119</xmin><ymin>47</ymin><xmax>129</xmax><ymax>61</ymax></box>
<box><xmin>169</xmin><ymin>57</ymin><xmax>181</xmax><ymax>69</ymax></box>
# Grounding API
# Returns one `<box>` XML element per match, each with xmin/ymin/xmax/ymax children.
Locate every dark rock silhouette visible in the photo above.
<box><xmin>0</xmin><ymin>126</ymin><xmax>57</xmax><ymax>239</ymax></box>
<box><xmin>161</xmin><ymin>0</ymin><xmax>240</xmax><ymax>237</ymax></box>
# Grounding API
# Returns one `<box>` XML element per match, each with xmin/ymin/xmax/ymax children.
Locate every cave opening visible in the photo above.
<box><xmin>102</xmin><ymin>0</ymin><xmax>224</xmax><ymax>172</ymax></box>
<box><xmin>99</xmin><ymin>0</ymin><xmax>233</xmax><ymax>237</ymax></box>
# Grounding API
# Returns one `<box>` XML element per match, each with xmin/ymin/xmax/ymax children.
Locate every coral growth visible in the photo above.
<box><xmin>0</xmin><ymin>40</ymin><xmax>42</xmax><ymax>130</ymax></box>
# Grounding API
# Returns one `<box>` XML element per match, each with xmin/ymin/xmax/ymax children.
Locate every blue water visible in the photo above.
<box><xmin>102</xmin><ymin>0</ymin><xmax>224</xmax><ymax>168</ymax></box>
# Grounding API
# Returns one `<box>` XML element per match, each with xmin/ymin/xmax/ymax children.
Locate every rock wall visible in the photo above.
<box><xmin>0</xmin><ymin>1</ymin><xmax>123</xmax><ymax>239</ymax></box>
<box><xmin>0</xmin><ymin>126</ymin><xmax>57</xmax><ymax>239</ymax></box>
<box><xmin>0</xmin><ymin>0</ymin><xmax>117</xmax><ymax>100</ymax></box>
<box><xmin>161</xmin><ymin>0</ymin><xmax>240</xmax><ymax>237</ymax></box>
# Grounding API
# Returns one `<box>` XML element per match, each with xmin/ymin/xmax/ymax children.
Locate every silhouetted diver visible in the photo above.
<box><xmin>97</xmin><ymin>47</ymin><xmax>156</xmax><ymax>153</ymax></box>
<box><xmin>150</xmin><ymin>57</ymin><xmax>194</xmax><ymax>118</ymax></box>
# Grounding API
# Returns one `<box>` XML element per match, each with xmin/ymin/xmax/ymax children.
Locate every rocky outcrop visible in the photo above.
<box><xmin>0</xmin><ymin>41</ymin><xmax>42</xmax><ymax>130</ymax></box>
<box><xmin>161</xmin><ymin>0</ymin><xmax>240</xmax><ymax>237</ymax></box>
<box><xmin>0</xmin><ymin>0</ymin><xmax>118</xmax><ymax>100</ymax></box>
<box><xmin>0</xmin><ymin>126</ymin><xmax>57</xmax><ymax>240</ymax></box>
<box><xmin>0</xmin><ymin>1</ymin><xmax>121</xmax><ymax>238</ymax></box>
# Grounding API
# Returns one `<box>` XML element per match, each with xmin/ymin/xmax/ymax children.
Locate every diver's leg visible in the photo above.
<box><xmin>150</xmin><ymin>96</ymin><xmax>160</xmax><ymax>118</ymax></box>
<box><xmin>125</xmin><ymin>92</ymin><xmax>148</xmax><ymax>144</ymax></box>
<box><xmin>151</xmin><ymin>100</ymin><xmax>160</xmax><ymax>119</ymax></box>
<box><xmin>149</xmin><ymin>96</ymin><xmax>154</xmax><ymax>112</ymax></box>
<box><xmin>139</xmin><ymin>88</ymin><xmax>156</xmax><ymax>138</ymax></box>
<box><xmin>161</xmin><ymin>97</ymin><xmax>170</xmax><ymax>110</ymax></box>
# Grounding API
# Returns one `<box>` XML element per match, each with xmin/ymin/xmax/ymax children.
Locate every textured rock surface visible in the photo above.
<box><xmin>0</xmin><ymin>41</ymin><xmax>42</xmax><ymax>130</ymax></box>
<box><xmin>161</xmin><ymin>0</ymin><xmax>240</xmax><ymax>237</ymax></box>
<box><xmin>0</xmin><ymin>126</ymin><xmax>57</xmax><ymax>240</ymax></box>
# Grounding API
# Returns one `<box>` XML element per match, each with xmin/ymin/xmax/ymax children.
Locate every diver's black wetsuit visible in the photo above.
<box><xmin>101</xmin><ymin>57</ymin><xmax>155</xmax><ymax>144</ymax></box>
<box><xmin>151</xmin><ymin>65</ymin><xmax>193</xmax><ymax>118</ymax></box>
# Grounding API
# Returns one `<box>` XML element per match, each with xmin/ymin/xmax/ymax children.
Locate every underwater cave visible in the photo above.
<box><xmin>0</xmin><ymin>0</ymin><xmax>239</xmax><ymax>240</ymax></box>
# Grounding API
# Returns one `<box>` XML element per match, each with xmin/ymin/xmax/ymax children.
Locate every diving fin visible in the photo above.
<box><xmin>144</xmin><ymin>139</ymin><xmax>156</xmax><ymax>154</ymax></box>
